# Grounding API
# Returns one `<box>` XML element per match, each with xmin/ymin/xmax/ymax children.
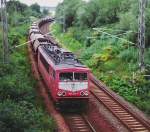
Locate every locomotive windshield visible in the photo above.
<box><xmin>59</xmin><ymin>72</ymin><xmax>87</xmax><ymax>81</ymax></box>
<box><xmin>60</xmin><ymin>72</ymin><xmax>73</xmax><ymax>81</ymax></box>
<box><xmin>74</xmin><ymin>73</ymin><xmax>87</xmax><ymax>80</ymax></box>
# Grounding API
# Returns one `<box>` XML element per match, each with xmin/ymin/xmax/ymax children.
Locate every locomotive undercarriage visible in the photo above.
<box><xmin>54</xmin><ymin>98</ymin><xmax>89</xmax><ymax>112</ymax></box>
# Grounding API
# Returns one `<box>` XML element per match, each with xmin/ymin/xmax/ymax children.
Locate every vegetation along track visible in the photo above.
<box><xmin>38</xmin><ymin>19</ymin><xmax>150</xmax><ymax>132</ymax></box>
<box><xmin>90</xmin><ymin>75</ymin><xmax>150</xmax><ymax>132</ymax></box>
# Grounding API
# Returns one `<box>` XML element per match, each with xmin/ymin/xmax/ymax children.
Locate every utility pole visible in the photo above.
<box><xmin>1</xmin><ymin>0</ymin><xmax>9</xmax><ymax>63</ymax></box>
<box><xmin>138</xmin><ymin>0</ymin><xmax>146</xmax><ymax>71</ymax></box>
<box><xmin>63</xmin><ymin>7</ymin><xmax>66</xmax><ymax>32</ymax></box>
<box><xmin>63</xmin><ymin>14</ymin><xmax>66</xmax><ymax>32</ymax></box>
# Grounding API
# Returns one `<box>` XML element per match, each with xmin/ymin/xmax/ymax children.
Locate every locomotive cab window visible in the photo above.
<box><xmin>52</xmin><ymin>70</ymin><xmax>55</xmax><ymax>79</ymax></box>
<box><xmin>74</xmin><ymin>73</ymin><xmax>87</xmax><ymax>81</ymax></box>
<box><xmin>59</xmin><ymin>72</ymin><xmax>73</xmax><ymax>81</ymax></box>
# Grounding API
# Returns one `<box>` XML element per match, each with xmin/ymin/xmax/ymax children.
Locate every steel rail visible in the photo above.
<box><xmin>63</xmin><ymin>114</ymin><xmax>96</xmax><ymax>132</ymax></box>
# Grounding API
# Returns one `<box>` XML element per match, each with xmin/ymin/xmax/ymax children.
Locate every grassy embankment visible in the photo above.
<box><xmin>0</xmin><ymin>23</ymin><xmax>56</xmax><ymax>131</ymax></box>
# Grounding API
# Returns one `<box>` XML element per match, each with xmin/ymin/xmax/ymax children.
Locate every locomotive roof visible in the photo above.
<box><xmin>55</xmin><ymin>63</ymin><xmax>89</xmax><ymax>70</ymax></box>
<box><xmin>39</xmin><ymin>45</ymin><xmax>88</xmax><ymax>71</ymax></box>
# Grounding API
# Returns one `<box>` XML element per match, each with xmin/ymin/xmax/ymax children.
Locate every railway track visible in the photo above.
<box><xmin>90</xmin><ymin>76</ymin><xmax>150</xmax><ymax>132</ymax></box>
<box><xmin>63</xmin><ymin>114</ymin><xmax>96</xmax><ymax>132</ymax></box>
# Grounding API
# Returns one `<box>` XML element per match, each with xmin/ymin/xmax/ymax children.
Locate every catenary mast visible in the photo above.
<box><xmin>1</xmin><ymin>0</ymin><xmax>9</xmax><ymax>63</ymax></box>
<box><xmin>138</xmin><ymin>0</ymin><xmax>146</xmax><ymax>71</ymax></box>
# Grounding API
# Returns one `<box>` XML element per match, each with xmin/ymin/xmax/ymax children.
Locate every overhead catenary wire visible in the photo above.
<box><xmin>116</xmin><ymin>31</ymin><xmax>134</xmax><ymax>37</ymax></box>
<box><xmin>93</xmin><ymin>28</ymin><xmax>136</xmax><ymax>46</ymax></box>
<box><xmin>93</xmin><ymin>27</ymin><xmax>137</xmax><ymax>33</ymax></box>
<box><xmin>87</xmin><ymin>30</ymin><xmax>135</xmax><ymax>41</ymax></box>
<box><xmin>10</xmin><ymin>30</ymin><xmax>55</xmax><ymax>50</ymax></box>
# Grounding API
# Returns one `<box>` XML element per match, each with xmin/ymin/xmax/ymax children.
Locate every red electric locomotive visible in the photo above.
<box><xmin>37</xmin><ymin>44</ymin><xmax>90</xmax><ymax>106</ymax></box>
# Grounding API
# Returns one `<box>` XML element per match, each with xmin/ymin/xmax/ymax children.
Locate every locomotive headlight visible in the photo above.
<box><xmin>62</xmin><ymin>92</ymin><xmax>66</xmax><ymax>96</ymax></box>
<box><xmin>80</xmin><ymin>91</ymin><xmax>88</xmax><ymax>96</ymax></box>
<box><xmin>57</xmin><ymin>91</ymin><xmax>66</xmax><ymax>96</ymax></box>
<box><xmin>80</xmin><ymin>91</ymin><xmax>84</xmax><ymax>96</ymax></box>
<box><xmin>84</xmin><ymin>91</ymin><xmax>88</xmax><ymax>96</ymax></box>
<box><xmin>57</xmin><ymin>91</ymin><xmax>62</xmax><ymax>96</ymax></box>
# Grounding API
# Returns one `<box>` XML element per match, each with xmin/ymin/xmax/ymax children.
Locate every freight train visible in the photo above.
<box><xmin>29</xmin><ymin>17</ymin><xmax>90</xmax><ymax>108</ymax></box>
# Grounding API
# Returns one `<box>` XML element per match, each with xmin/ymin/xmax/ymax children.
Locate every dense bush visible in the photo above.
<box><xmin>117</xmin><ymin>47</ymin><xmax>138</xmax><ymax>62</ymax></box>
<box><xmin>0</xmin><ymin>45</ymin><xmax>56</xmax><ymax>130</ymax></box>
<box><xmin>0</xmin><ymin>100</ymin><xmax>55</xmax><ymax>132</ymax></box>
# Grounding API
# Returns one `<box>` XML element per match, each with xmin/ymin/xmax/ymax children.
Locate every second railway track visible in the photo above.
<box><xmin>90</xmin><ymin>76</ymin><xmax>150</xmax><ymax>132</ymax></box>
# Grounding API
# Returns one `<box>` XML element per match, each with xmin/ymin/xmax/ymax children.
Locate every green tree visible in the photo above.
<box><xmin>6</xmin><ymin>0</ymin><xmax>28</xmax><ymax>15</ymax></box>
<box><xmin>56</xmin><ymin>0</ymin><xmax>83</xmax><ymax>29</ymax></box>
<box><xmin>76</xmin><ymin>0</ymin><xmax>123</xmax><ymax>27</ymax></box>
<box><xmin>43</xmin><ymin>9</ymin><xmax>49</xmax><ymax>15</ymax></box>
<box><xmin>30</xmin><ymin>3</ymin><xmax>41</xmax><ymax>14</ymax></box>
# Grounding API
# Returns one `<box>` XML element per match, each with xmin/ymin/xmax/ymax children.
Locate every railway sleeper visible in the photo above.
<box><xmin>131</xmin><ymin>127</ymin><xmax>148</xmax><ymax>131</ymax></box>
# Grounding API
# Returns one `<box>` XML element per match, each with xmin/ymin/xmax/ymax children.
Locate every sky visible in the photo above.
<box><xmin>18</xmin><ymin>0</ymin><xmax>89</xmax><ymax>7</ymax></box>
<box><xmin>19</xmin><ymin>0</ymin><xmax>63</xmax><ymax>7</ymax></box>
